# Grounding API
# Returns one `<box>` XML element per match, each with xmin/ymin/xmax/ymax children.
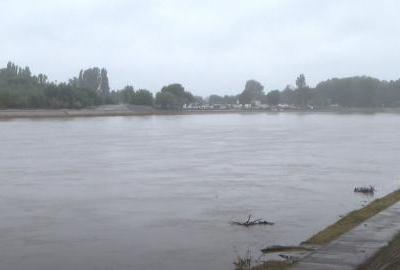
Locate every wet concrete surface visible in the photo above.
<box><xmin>292</xmin><ymin>203</ymin><xmax>400</xmax><ymax>269</ymax></box>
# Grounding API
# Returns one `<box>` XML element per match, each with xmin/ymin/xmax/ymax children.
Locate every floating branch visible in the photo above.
<box><xmin>354</xmin><ymin>185</ymin><xmax>376</xmax><ymax>194</ymax></box>
<box><xmin>231</xmin><ymin>215</ymin><xmax>274</xmax><ymax>227</ymax></box>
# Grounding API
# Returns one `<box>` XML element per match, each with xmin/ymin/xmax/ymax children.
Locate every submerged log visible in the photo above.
<box><xmin>231</xmin><ymin>215</ymin><xmax>274</xmax><ymax>227</ymax></box>
<box><xmin>354</xmin><ymin>185</ymin><xmax>376</xmax><ymax>194</ymax></box>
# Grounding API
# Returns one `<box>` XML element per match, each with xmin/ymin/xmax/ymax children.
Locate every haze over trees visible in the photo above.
<box><xmin>0</xmin><ymin>62</ymin><xmax>155</xmax><ymax>109</ymax></box>
<box><xmin>238</xmin><ymin>80</ymin><xmax>265</xmax><ymax>105</ymax></box>
<box><xmin>0</xmin><ymin>62</ymin><xmax>99</xmax><ymax>108</ymax></box>
<box><xmin>208</xmin><ymin>94</ymin><xmax>237</xmax><ymax>105</ymax></box>
<box><xmin>277</xmin><ymin>75</ymin><xmax>400</xmax><ymax>108</ymax></box>
<box><xmin>109</xmin><ymin>86</ymin><xmax>154</xmax><ymax>106</ymax></box>
<box><xmin>69</xmin><ymin>68</ymin><xmax>110</xmax><ymax>96</ymax></box>
<box><xmin>1</xmin><ymin>61</ymin><xmax>400</xmax><ymax>110</ymax></box>
<box><xmin>231</xmin><ymin>75</ymin><xmax>400</xmax><ymax>108</ymax></box>
<box><xmin>266</xmin><ymin>90</ymin><xmax>280</xmax><ymax>106</ymax></box>
<box><xmin>155</xmin><ymin>84</ymin><xmax>194</xmax><ymax>109</ymax></box>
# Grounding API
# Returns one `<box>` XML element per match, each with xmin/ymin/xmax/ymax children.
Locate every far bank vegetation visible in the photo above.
<box><xmin>2</xmin><ymin>62</ymin><xmax>400</xmax><ymax>110</ymax></box>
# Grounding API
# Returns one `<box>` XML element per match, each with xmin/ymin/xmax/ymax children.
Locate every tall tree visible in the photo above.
<box><xmin>133</xmin><ymin>89</ymin><xmax>153</xmax><ymax>105</ymax></box>
<box><xmin>99</xmin><ymin>68</ymin><xmax>110</xmax><ymax>95</ymax></box>
<box><xmin>239</xmin><ymin>80</ymin><xmax>264</xmax><ymax>104</ymax></box>
<box><xmin>266</xmin><ymin>90</ymin><xmax>281</xmax><ymax>106</ymax></box>
<box><xmin>294</xmin><ymin>74</ymin><xmax>312</xmax><ymax>107</ymax></box>
<box><xmin>76</xmin><ymin>67</ymin><xmax>110</xmax><ymax>97</ymax></box>
<box><xmin>296</xmin><ymin>74</ymin><xmax>307</xmax><ymax>89</ymax></box>
<box><xmin>155</xmin><ymin>84</ymin><xmax>194</xmax><ymax>109</ymax></box>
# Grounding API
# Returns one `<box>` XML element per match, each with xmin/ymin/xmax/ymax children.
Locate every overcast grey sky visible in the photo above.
<box><xmin>1</xmin><ymin>0</ymin><xmax>400</xmax><ymax>95</ymax></box>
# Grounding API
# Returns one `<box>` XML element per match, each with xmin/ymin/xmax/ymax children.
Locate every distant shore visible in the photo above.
<box><xmin>1</xmin><ymin>105</ymin><xmax>400</xmax><ymax>119</ymax></box>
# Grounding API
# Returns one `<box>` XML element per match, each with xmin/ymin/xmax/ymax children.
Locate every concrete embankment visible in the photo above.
<box><xmin>292</xmin><ymin>202</ymin><xmax>400</xmax><ymax>269</ymax></box>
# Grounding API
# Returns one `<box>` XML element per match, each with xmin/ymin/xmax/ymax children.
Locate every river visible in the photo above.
<box><xmin>0</xmin><ymin>112</ymin><xmax>399</xmax><ymax>270</ymax></box>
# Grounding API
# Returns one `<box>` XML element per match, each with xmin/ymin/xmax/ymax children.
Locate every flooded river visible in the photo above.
<box><xmin>0</xmin><ymin>113</ymin><xmax>399</xmax><ymax>270</ymax></box>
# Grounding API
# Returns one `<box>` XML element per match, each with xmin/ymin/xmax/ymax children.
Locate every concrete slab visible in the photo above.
<box><xmin>291</xmin><ymin>202</ymin><xmax>400</xmax><ymax>270</ymax></box>
<box><xmin>302</xmin><ymin>250</ymin><xmax>371</xmax><ymax>267</ymax></box>
<box><xmin>320</xmin><ymin>239</ymin><xmax>383</xmax><ymax>253</ymax></box>
<box><xmin>293</xmin><ymin>262</ymin><xmax>353</xmax><ymax>270</ymax></box>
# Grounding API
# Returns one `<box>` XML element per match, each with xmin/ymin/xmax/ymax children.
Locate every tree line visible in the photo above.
<box><xmin>1</xmin><ymin>61</ymin><xmax>400</xmax><ymax>109</ymax></box>
<box><xmin>0</xmin><ymin>62</ymin><xmax>196</xmax><ymax>109</ymax></box>
<box><xmin>0</xmin><ymin>63</ymin><xmax>107</xmax><ymax>108</ymax></box>
<box><xmin>211</xmin><ymin>74</ymin><xmax>400</xmax><ymax>108</ymax></box>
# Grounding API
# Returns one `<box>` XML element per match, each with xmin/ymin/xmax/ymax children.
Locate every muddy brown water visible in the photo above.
<box><xmin>0</xmin><ymin>113</ymin><xmax>399</xmax><ymax>270</ymax></box>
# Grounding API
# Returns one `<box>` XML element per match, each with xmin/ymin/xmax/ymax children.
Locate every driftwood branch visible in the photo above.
<box><xmin>231</xmin><ymin>215</ymin><xmax>274</xmax><ymax>227</ymax></box>
<box><xmin>354</xmin><ymin>185</ymin><xmax>376</xmax><ymax>194</ymax></box>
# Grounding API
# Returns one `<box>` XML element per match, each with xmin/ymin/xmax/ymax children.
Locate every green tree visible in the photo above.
<box><xmin>266</xmin><ymin>90</ymin><xmax>280</xmax><ymax>105</ymax></box>
<box><xmin>120</xmin><ymin>85</ymin><xmax>135</xmax><ymax>103</ymax></box>
<box><xmin>155</xmin><ymin>84</ymin><xmax>194</xmax><ymax>109</ymax></box>
<box><xmin>209</xmin><ymin>95</ymin><xmax>224</xmax><ymax>104</ymax></box>
<box><xmin>155</xmin><ymin>91</ymin><xmax>177</xmax><ymax>109</ymax></box>
<box><xmin>99</xmin><ymin>68</ymin><xmax>110</xmax><ymax>95</ymax></box>
<box><xmin>239</xmin><ymin>80</ymin><xmax>264</xmax><ymax>104</ymax></box>
<box><xmin>296</xmin><ymin>74</ymin><xmax>307</xmax><ymax>89</ymax></box>
<box><xmin>76</xmin><ymin>67</ymin><xmax>110</xmax><ymax>98</ymax></box>
<box><xmin>279</xmin><ymin>85</ymin><xmax>294</xmax><ymax>104</ymax></box>
<box><xmin>133</xmin><ymin>89</ymin><xmax>153</xmax><ymax>105</ymax></box>
<box><xmin>294</xmin><ymin>74</ymin><xmax>312</xmax><ymax>107</ymax></box>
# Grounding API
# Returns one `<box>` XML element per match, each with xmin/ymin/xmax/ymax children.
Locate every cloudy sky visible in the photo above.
<box><xmin>1</xmin><ymin>0</ymin><xmax>400</xmax><ymax>95</ymax></box>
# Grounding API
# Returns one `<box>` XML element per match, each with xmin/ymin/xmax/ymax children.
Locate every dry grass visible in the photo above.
<box><xmin>304</xmin><ymin>189</ymin><xmax>400</xmax><ymax>245</ymax></box>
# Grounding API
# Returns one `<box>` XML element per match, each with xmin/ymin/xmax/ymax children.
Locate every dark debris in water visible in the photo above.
<box><xmin>231</xmin><ymin>215</ymin><xmax>274</xmax><ymax>227</ymax></box>
<box><xmin>354</xmin><ymin>185</ymin><xmax>376</xmax><ymax>194</ymax></box>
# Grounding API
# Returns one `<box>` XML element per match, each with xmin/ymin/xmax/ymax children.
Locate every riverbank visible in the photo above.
<box><xmin>252</xmin><ymin>189</ymin><xmax>400</xmax><ymax>270</ymax></box>
<box><xmin>1</xmin><ymin>105</ymin><xmax>400</xmax><ymax>119</ymax></box>
<box><xmin>0</xmin><ymin>104</ymin><xmax>157</xmax><ymax>118</ymax></box>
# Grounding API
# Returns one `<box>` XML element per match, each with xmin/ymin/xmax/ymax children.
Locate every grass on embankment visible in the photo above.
<box><xmin>304</xmin><ymin>189</ymin><xmax>400</xmax><ymax>245</ymax></box>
